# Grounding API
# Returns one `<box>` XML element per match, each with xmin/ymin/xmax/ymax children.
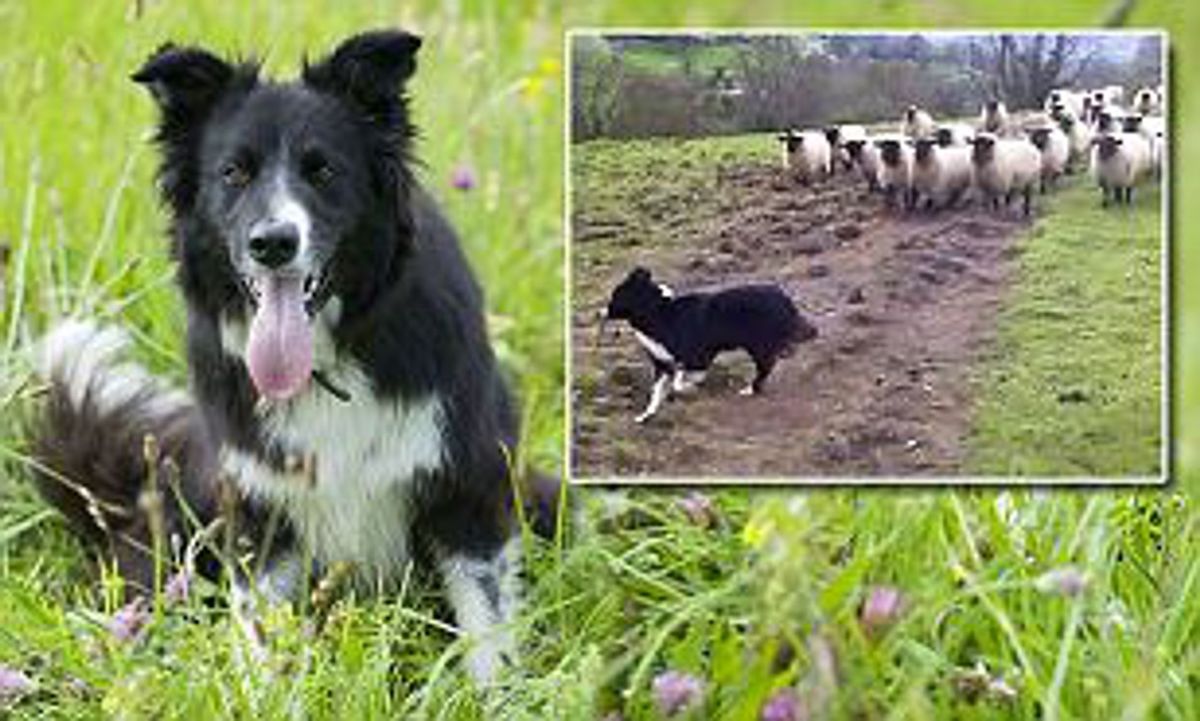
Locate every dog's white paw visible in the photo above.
<box><xmin>634</xmin><ymin>412</ymin><xmax>653</xmax><ymax>424</ymax></box>
<box><xmin>739</xmin><ymin>385</ymin><xmax>757</xmax><ymax>397</ymax></box>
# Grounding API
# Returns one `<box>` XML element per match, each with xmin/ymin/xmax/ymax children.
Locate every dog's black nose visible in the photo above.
<box><xmin>248</xmin><ymin>222</ymin><xmax>299</xmax><ymax>269</ymax></box>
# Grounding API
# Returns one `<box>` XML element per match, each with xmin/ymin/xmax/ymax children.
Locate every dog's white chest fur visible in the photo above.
<box><xmin>224</xmin><ymin>367</ymin><xmax>447</xmax><ymax>583</ymax></box>
<box><xmin>634</xmin><ymin>330</ymin><xmax>674</xmax><ymax>363</ymax></box>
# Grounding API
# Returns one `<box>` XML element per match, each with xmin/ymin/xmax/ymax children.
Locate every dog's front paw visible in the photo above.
<box><xmin>634</xmin><ymin>411</ymin><xmax>654</xmax><ymax>424</ymax></box>
<box><xmin>739</xmin><ymin>385</ymin><xmax>757</xmax><ymax>397</ymax></box>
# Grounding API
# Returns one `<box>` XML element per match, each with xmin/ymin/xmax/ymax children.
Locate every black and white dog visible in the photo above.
<box><xmin>32</xmin><ymin>30</ymin><xmax>552</xmax><ymax>683</ymax></box>
<box><xmin>602</xmin><ymin>267</ymin><xmax>816</xmax><ymax>422</ymax></box>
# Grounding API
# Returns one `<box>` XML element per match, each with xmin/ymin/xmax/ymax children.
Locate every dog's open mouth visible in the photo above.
<box><xmin>241</xmin><ymin>270</ymin><xmax>328</xmax><ymax>402</ymax></box>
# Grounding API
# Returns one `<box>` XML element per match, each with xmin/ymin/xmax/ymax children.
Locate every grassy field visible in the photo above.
<box><xmin>967</xmin><ymin>181</ymin><xmax>1163</xmax><ymax>476</ymax></box>
<box><xmin>2</xmin><ymin>1</ymin><xmax>1198</xmax><ymax>720</ymax></box>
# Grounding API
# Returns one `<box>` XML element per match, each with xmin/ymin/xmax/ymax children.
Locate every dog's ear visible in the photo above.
<box><xmin>630</xmin><ymin>267</ymin><xmax>651</xmax><ymax>283</ymax></box>
<box><xmin>131</xmin><ymin>44</ymin><xmax>239</xmax><ymax>117</ymax></box>
<box><xmin>303</xmin><ymin>30</ymin><xmax>422</xmax><ymax>118</ymax></box>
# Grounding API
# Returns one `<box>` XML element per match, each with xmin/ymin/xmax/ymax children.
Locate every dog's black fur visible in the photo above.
<box><xmin>603</xmin><ymin>267</ymin><xmax>816</xmax><ymax>419</ymax></box>
<box><xmin>32</xmin><ymin>29</ymin><xmax>554</xmax><ymax>681</ymax></box>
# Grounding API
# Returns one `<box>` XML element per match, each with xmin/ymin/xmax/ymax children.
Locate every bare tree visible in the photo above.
<box><xmin>975</xmin><ymin>34</ymin><xmax>1095</xmax><ymax>109</ymax></box>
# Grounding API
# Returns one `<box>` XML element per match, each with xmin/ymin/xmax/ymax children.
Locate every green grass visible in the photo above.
<box><xmin>967</xmin><ymin>181</ymin><xmax>1163</xmax><ymax>477</ymax></box>
<box><xmin>2</xmin><ymin>0</ymin><xmax>1198</xmax><ymax>719</ymax></box>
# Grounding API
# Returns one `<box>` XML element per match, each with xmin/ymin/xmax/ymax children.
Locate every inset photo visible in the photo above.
<box><xmin>569</xmin><ymin>30</ymin><xmax>1168</xmax><ymax>482</ymax></box>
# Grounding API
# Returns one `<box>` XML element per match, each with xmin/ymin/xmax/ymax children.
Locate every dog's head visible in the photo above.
<box><xmin>604</xmin><ymin>267</ymin><xmax>669</xmax><ymax>323</ymax></box>
<box><xmin>133</xmin><ymin>30</ymin><xmax>422</xmax><ymax>400</ymax></box>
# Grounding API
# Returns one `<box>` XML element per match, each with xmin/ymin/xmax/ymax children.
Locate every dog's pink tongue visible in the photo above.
<box><xmin>246</xmin><ymin>276</ymin><xmax>313</xmax><ymax>401</ymax></box>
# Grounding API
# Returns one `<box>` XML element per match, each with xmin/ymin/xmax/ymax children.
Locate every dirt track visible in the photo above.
<box><xmin>572</xmin><ymin>159</ymin><xmax>1032</xmax><ymax>479</ymax></box>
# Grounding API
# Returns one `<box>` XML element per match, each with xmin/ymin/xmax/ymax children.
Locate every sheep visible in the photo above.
<box><xmin>1150</xmin><ymin>131</ymin><xmax>1165</xmax><ymax>178</ymax></box>
<box><xmin>901</xmin><ymin>105</ymin><xmax>935</xmax><ymax>140</ymax></box>
<box><xmin>823</xmin><ymin>124</ymin><xmax>868</xmax><ymax>173</ymax></box>
<box><xmin>1090</xmin><ymin>131</ymin><xmax>1152</xmax><ymax>207</ymax></box>
<box><xmin>1026</xmin><ymin>125</ymin><xmax>1070</xmax><ymax>192</ymax></box>
<box><xmin>777</xmin><ymin>129</ymin><xmax>832</xmax><ymax>185</ymax></box>
<box><xmin>935</xmin><ymin>123</ymin><xmax>974</xmax><ymax>147</ymax></box>
<box><xmin>1044</xmin><ymin>88</ymin><xmax>1085</xmax><ymax>119</ymax></box>
<box><xmin>1081</xmin><ymin>94</ymin><xmax>1099</xmax><ymax>125</ymax></box>
<box><xmin>842</xmin><ymin>138</ymin><xmax>881</xmax><ymax>193</ymax></box>
<box><xmin>874</xmin><ymin>136</ymin><xmax>915</xmax><ymax>210</ymax></box>
<box><xmin>911</xmin><ymin>138</ymin><xmax>972</xmax><ymax>211</ymax></box>
<box><xmin>968</xmin><ymin>131</ymin><xmax>1042</xmax><ymax>216</ymax></box>
<box><xmin>1055</xmin><ymin>111</ymin><xmax>1093</xmax><ymax>173</ymax></box>
<box><xmin>1120</xmin><ymin>115</ymin><xmax>1166</xmax><ymax>178</ymax></box>
<box><xmin>979</xmin><ymin>99</ymin><xmax>1011</xmax><ymax>135</ymax></box>
<box><xmin>1121</xmin><ymin>113</ymin><xmax>1166</xmax><ymax>143</ymax></box>
<box><xmin>1090</xmin><ymin>85</ymin><xmax>1124</xmax><ymax>109</ymax></box>
<box><xmin>1132</xmin><ymin>86</ymin><xmax>1162</xmax><ymax>116</ymax></box>
<box><xmin>1096</xmin><ymin>107</ymin><xmax>1129</xmax><ymax>134</ymax></box>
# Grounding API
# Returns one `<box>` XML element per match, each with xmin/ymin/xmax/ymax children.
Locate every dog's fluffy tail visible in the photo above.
<box><xmin>31</xmin><ymin>321</ymin><xmax>218</xmax><ymax>596</ymax></box>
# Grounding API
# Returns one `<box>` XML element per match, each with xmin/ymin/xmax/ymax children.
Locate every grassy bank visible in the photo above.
<box><xmin>967</xmin><ymin>180</ymin><xmax>1163</xmax><ymax>477</ymax></box>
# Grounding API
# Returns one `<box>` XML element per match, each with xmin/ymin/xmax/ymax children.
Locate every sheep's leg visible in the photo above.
<box><xmin>1023</xmin><ymin>186</ymin><xmax>1032</xmax><ymax>216</ymax></box>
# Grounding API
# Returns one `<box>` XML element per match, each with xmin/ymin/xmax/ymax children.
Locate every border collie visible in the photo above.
<box><xmin>32</xmin><ymin>30</ymin><xmax>552</xmax><ymax>684</ymax></box>
<box><xmin>602</xmin><ymin>267</ymin><xmax>816</xmax><ymax>423</ymax></box>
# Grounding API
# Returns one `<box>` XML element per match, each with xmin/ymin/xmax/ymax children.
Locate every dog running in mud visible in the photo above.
<box><xmin>601</xmin><ymin>267</ymin><xmax>817</xmax><ymax>423</ymax></box>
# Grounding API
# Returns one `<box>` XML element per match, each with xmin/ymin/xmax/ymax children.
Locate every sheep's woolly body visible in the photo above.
<box><xmin>979</xmin><ymin>102</ymin><xmax>1010</xmax><ymax>134</ymax></box>
<box><xmin>876</xmin><ymin>139</ymin><xmax>913</xmax><ymax>193</ymax></box>
<box><xmin>1091</xmin><ymin>132</ymin><xmax>1152</xmax><ymax>194</ymax></box>
<box><xmin>1044</xmin><ymin>88</ymin><xmax>1085</xmax><ymax>119</ymax></box>
<box><xmin>1031</xmin><ymin>126</ymin><xmax>1070</xmax><ymax>183</ymax></box>
<box><xmin>782</xmin><ymin>131</ymin><xmax>832</xmax><ymax>184</ymax></box>
<box><xmin>1059</xmin><ymin>116</ymin><xmax>1094</xmax><ymax>167</ymax></box>
<box><xmin>857</xmin><ymin>143</ymin><xmax>882</xmax><ymax>187</ymax></box>
<box><xmin>902</xmin><ymin>108</ymin><xmax>935</xmax><ymax>139</ymax></box>
<box><xmin>935</xmin><ymin>123</ymin><xmax>973</xmax><ymax>147</ymax></box>
<box><xmin>912</xmin><ymin>145</ymin><xmax>972</xmax><ymax>208</ymax></box>
<box><xmin>971</xmin><ymin>135</ymin><xmax>1041</xmax><ymax>201</ymax></box>
<box><xmin>1133</xmin><ymin>87</ymin><xmax>1162</xmax><ymax>115</ymax></box>
<box><xmin>844</xmin><ymin>140</ymin><xmax>881</xmax><ymax>190</ymax></box>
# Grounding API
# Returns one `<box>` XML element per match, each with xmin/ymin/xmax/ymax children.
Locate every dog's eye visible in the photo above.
<box><xmin>221</xmin><ymin>161</ymin><xmax>253</xmax><ymax>188</ymax></box>
<box><xmin>301</xmin><ymin>153</ymin><xmax>335</xmax><ymax>187</ymax></box>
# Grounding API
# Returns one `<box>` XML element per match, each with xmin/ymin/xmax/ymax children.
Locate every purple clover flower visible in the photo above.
<box><xmin>109</xmin><ymin>597</ymin><xmax>150</xmax><ymax>643</ymax></box>
<box><xmin>0</xmin><ymin>665</ymin><xmax>35</xmax><ymax>704</ymax></box>
<box><xmin>164</xmin><ymin>570</ymin><xmax>191</xmax><ymax>605</ymax></box>
<box><xmin>760</xmin><ymin>687</ymin><xmax>804</xmax><ymax>721</ymax></box>
<box><xmin>652</xmin><ymin>670</ymin><xmax>704</xmax><ymax>716</ymax></box>
<box><xmin>860</xmin><ymin>585</ymin><xmax>905</xmax><ymax>634</ymax></box>
<box><xmin>451</xmin><ymin>164</ymin><xmax>477</xmax><ymax>191</ymax></box>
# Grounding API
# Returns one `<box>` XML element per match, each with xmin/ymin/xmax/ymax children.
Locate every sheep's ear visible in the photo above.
<box><xmin>131</xmin><ymin>43</ymin><xmax>238</xmax><ymax>117</ymax></box>
<box><xmin>304</xmin><ymin>29</ymin><xmax>422</xmax><ymax>117</ymax></box>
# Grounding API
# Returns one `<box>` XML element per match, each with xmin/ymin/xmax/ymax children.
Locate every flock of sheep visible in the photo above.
<box><xmin>776</xmin><ymin>83</ymin><xmax>1167</xmax><ymax>215</ymax></box>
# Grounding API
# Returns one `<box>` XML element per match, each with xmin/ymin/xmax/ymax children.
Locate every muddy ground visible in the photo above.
<box><xmin>572</xmin><ymin>153</ymin><xmax>1037</xmax><ymax>479</ymax></box>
